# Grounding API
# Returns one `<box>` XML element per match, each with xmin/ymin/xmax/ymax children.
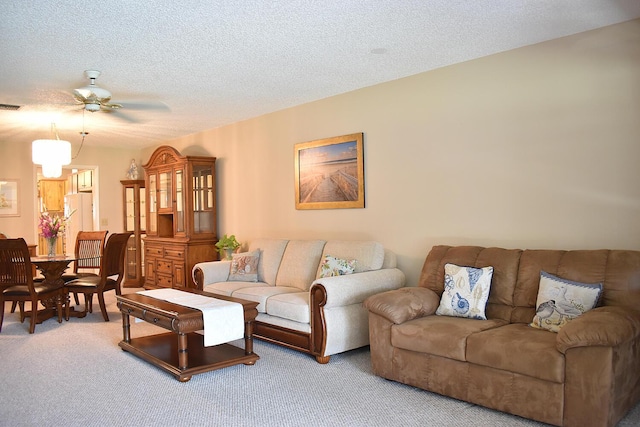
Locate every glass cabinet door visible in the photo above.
<box><xmin>192</xmin><ymin>164</ymin><xmax>214</xmax><ymax>233</ymax></box>
<box><xmin>148</xmin><ymin>174</ymin><xmax>157</xmax><ymax>234</ymax></box>
<box><xmin>175</xmin><ymin>169</ymin><xmax>184</xmax><ymax>233</ymax></box>
<box><xmin>125</xmin><ymin>187</ymin><xmax>135</xmax><ymax>232</ymax></box>
<box><xmin>159</xmin><ymin>171</ymin><xmax>172</xmax><ymax>210</ymax></box>
<box><xmin>139</xmin><ymin>187</ymin><xmax>146</xmax><ymax>232</ymax></box>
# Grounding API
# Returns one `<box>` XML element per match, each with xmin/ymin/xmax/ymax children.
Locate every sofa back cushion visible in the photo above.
<box><xmin>248</xmin><ymin>239</ymin><xmax>289</xmax><ymax>285</ymax></box>
<box><xmin>275</xmin><ymin>240</ymin><xmax>326</xmax><ymax>290</ymax></box>
<box><xmin>419</xmin><ymin>246</ymin><xmax>522</xmax><ymax>322</ymax></box>
<box><xmin>512</xmin><ymin>249</ymin><xmax>640</xmax><ymax>323</ymax></box>
<box><xmin>421</xmin><ymin>245</ymin><xmax>640</xmax><ymax>324</ymax></box>
<box><xmin>318</xmin><ymin>241</ymin><xmax>385</xmax><ymax>277</ymax></box>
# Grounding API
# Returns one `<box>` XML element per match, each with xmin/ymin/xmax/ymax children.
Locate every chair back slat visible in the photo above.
<box><xmin>73</xmin><ymin>231</ymin><xmax>108</xmax><ymax>271</ymax></box>
<box><xmin>0</xmin><ymin>238</ymin><xmax>34</xmax><ymax>290</ymax></box>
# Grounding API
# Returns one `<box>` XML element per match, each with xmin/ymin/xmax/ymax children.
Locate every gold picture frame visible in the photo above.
<box><xmin>0</xmin><ymin>179</ymin><xmax>20</xmax><ymax>217</ymax></box>
<box><xmin>294</xmin><ymin>133</ymin><xmax>364</xmax><ymax>210</ymax></box>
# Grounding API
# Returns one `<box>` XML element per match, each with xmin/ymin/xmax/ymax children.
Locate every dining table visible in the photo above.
<box><xmin>30</xmin><ymin>254</ymin><xmax>100</xmax><ymax>322</ymax></box>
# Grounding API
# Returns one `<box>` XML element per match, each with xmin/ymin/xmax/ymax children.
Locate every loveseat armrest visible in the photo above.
<box><xmin>192</xmin><ymin>261</ymin><xmax>231</xmax><ymax>290</ymax></box>
<box><xmin>363</xmin><ymin>286</ymin><xmax>440</xmax><ymax>324</ymax></box>
<box><xmin>556</xmin><ymin>306</ymin><xmax>640</xmax><ymax>354</ymax></box>
<box><xmin>311</xmin><ymin>268</ymin><xmax>405</xmax><ymax>308</ymax></box>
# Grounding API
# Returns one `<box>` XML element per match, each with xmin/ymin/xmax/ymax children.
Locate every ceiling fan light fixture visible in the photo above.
<box><xmin>85</xmin><ymin>103</ymin><xmax>101</xmax><ymax>112</ymax></box>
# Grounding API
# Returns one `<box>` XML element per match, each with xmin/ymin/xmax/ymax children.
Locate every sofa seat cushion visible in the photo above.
<box><xmin>467</xmin><ymin>323</ymin><xmax>564</xmax><ymax>383</ymax></box>
<box><xmin>204</xmin><ymin>281</ymin><xmax>270</xmax><ymax>297</ymax></box>
<box><xmin>232</xmin><ymin>286</ymin><xmax>301</xmax><ymax>313</ymax></box>
<box><xmin>391</xmin><ymin>315</ymin><xmax>508</xmax><ymax>361</ymax></box>
<box><xmin>266</xmin><ymin>292</ymin><xmax>310</xmax><ymax>323</ymax></box>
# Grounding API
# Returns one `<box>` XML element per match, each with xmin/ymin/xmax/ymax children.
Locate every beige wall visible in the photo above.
<box><xmin>3</xmin><ymin>20</ymin><xmax>639</xmax><ymax>286</ymax></box>
<box><xmin>0</xmin><ymin>139</ymin><xmax>140</xmax><ymax>244</ymax></box>
<box><xmin>163</xmin><ymin>20</ymin><xmax>640</xmax><ymax>286</ymax></box>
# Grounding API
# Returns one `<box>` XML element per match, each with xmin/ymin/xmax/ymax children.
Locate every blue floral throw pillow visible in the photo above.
<box><xmin>530</xmin><ymin>271</ymin><xmax>602</xmax><ymax>333</ymax></box>
<box><xmin>319</xmin><ymin>255</ymin><xmax>357</xmax><ymax>278</ymax></box>
<box><xmin>435</xmin><ymin>263</ymin><xmax>494</xmax><ymax>320</ymax></box>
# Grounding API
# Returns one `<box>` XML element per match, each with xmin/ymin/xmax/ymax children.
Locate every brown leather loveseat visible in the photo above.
<box><xmin>364</xmin><ymin>245</ymin><xmax>640</xmax><ymax>427</ymax></box>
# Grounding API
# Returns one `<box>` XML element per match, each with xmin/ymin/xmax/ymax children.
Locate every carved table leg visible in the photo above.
<box><xmin>121</xmin><ymin>312</ymin><xmax>131</xmax><ymax>343</ymax></box>
<box><xmin>178</xmin><ymin>332</ymin><xmax>188</xmax><ymax>370</ymax></box>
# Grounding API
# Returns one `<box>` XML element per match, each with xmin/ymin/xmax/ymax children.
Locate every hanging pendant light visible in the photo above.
<box><xmin>32</xmin><ymin>123</ymin><xmax>71</xmax><ymax>178</ymax></box>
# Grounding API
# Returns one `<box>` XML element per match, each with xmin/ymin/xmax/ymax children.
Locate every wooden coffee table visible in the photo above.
<box><xmin>116</xmin><ymin>288</ymin><xmax>259</xmax><ymax>382</ymax></box>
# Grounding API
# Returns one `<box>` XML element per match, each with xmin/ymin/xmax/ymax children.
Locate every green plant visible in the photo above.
<box><xmin>215</xmin><ymin>234</ymin><xmax>241</xmax><ymax>254</ymax></box>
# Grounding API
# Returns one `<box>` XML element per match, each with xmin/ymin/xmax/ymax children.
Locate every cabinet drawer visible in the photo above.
<box><xmin>156</xmin><ymin>274</ymin><xmax>173</xmax><ymax>288</ymax></box>
<box><xmin>164</xmin><ymin>247</ymin><xmax>185</xmax><ymax>259</ymax></box>
<box><xmin>146</xmin><ymin>246</ymin><xmax>163</xmax><ymax>257</ymax></box>
<box><xmin>156</xmin><ymin>260</ymin><xmax>172</xmax><ymax>274</ymax></box>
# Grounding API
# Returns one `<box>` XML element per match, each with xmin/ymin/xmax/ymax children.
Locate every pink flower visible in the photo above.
<box><xmin>39</xmin><ymin>211</ymin><xmax>74</xmax><ymax>239</ymax></box>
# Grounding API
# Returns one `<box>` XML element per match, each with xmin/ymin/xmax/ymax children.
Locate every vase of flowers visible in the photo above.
<box><xmin>39</xmin><ymin>211</ymin><xmax>73</xmax><ymax>257</ymax></box>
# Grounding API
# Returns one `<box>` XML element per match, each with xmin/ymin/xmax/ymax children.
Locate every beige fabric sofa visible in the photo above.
<box><xmin>364</xmin><ymin>245</ymin><xmax>640</xmax><ymax>427</ymax></box>
<box><xmin>193</xmin><ymin>239</ymin><xmax>405</xmax><ymax>363</ymax></box>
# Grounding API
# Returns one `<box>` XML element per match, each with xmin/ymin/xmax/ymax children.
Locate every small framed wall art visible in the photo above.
<box><xmin>0</xmin><ymin>179</ymin><xmax>20</xmax><ymax>217</ymax></box>
<box><xmin>294</xmin><ymin>132</ymin><xmax>364</xmax><ymax>210</ymax></box>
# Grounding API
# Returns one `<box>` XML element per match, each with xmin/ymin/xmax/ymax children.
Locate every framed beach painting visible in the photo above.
<box><xmin>0</xmin><ymin>179</ymin><xmax>19</xmax><ymax>217</ymax></box>
<box><xmin>294</xmin><ymin>133</ymin><xmax>364</xmax><ymax>210</ymax></box>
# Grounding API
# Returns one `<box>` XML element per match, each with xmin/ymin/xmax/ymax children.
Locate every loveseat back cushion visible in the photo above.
<box><xmin>419</xmin><ymin>246</ymin><xmax>522</xmax><ymax>322</ymax></box>
<box><xmin>248</xmin><ymin>239</ymin><xmax>289</xmax><ymax>285</ymax></box>
<box><xmin>275</xmin><ymin>240</ymin><xmax>326</xmax><ymax>290</ymax></box>
<box><xmin>318</xmin><ymin>241</ymin><xmax>385</xmax><ymax>277</ymax></box>
<box><xmin>511</xmin><ymin>249</ymin><xmax>640</xmax><ymax>323</ymax></box>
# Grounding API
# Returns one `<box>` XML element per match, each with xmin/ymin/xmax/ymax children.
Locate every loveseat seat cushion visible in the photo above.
<box><xmin>320</xmin><ymin>240</ymin><xmax>385</xmax><ymax>274</ymax></box>
<box><xmin>391</xmin><ymin>316</ymin><xmax>508</xmax><ymax>361</ymax></box>
<box><xmin>248</xmin><ymin>239</ymin><xmax>289</xmax><ymax>285</ymax></box>
<box><xmin>466</xmin><ymin>323</ymin><xmax>564</xmax><ymax>383</ymax></box>
<box><xmin>232</xmin><ymin>286</ymin><xmax>301</xmax><ymax>313</ymax></box>
<box><xmin>266</xmin><ymin>292</ymin><xmax>310</xmax><ymax>323</ymax></box>
<box><xmin>275</xmin><ymin>240</ymin><xmax>326</xmax><ymax>290</ymax></box>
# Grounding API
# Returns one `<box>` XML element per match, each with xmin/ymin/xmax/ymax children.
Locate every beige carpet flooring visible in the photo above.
<box><xmin>1</xmin><ymin>289</ymin><xmax>639</xmax><ymax>427</ymax></box>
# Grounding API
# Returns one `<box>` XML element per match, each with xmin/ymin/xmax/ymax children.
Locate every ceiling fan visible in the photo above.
<box><xmin>69</xmin><ymin>70</ymin><xmax>168</xmax><ymax>121</ymax></box>
<box><xmin>73</xmin><ymin>70</ymin><xmax>122</xmax><ymax>112</ymax></box>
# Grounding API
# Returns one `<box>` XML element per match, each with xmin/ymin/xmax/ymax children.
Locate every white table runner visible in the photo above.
<box><xmin>137</xmin><ymin>289</ymin><xmax>244</xmax><ymax>347</ymax></box>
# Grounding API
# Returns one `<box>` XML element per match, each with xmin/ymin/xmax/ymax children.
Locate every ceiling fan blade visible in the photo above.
<box><xmin>102</xmin><ymin>108</ymin><xmax>141</xmax><ymax>123</ymax></box>
<box><xmin>117</xmin><ymin>101</ymin><xmax>170</xmax><ymax>111</ymax></box>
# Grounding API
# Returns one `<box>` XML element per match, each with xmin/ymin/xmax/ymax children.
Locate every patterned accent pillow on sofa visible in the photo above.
<box><xmin>319</xmin><ymin>255</ymin><xmax>357</xmax><ymax>278</ymax></box>
<box><xmin>530</xmin><ymin>271</ymin><xmax>602</xmax><ymax>333</ymax></box>
<box><xmin>435</xmin><ymin>263</ymin><xmax>494</xmax><ymax>320</ymax></box>
<box><xmin>228</xmin><ymin>250</ymin><xmax>260</xmax><ymax>282</ymax></box>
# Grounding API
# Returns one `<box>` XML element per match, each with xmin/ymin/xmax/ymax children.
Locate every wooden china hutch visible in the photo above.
<box><xmin>142</xmin><ymin>146</ymin><xmax>218</xmax><ymax>289</ymax></box>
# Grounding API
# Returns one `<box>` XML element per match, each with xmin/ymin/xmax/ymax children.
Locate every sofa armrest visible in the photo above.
<box><xmin>192</xmin><ymin>261</ymin><xmax>231</xmax><ymax>289</ymax></box>
<box><xmin>556</xmin><ymin>306</ymin><xmax>640</xmax><ymax>354</ymax></box>
<box><xmin>310</xmin><ymin>268</ymin><xmax>405</xmax><ymax>308</ymax></box>
<box><xmin>363</xmin><ymin>286</ymin><xmax>440</xmax><ymax>324</ymax></box>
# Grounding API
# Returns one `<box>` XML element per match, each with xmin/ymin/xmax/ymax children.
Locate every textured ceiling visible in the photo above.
<box><xmin>1</xmin><ymin>0</ymin><xmax>640</xmax><ymax>150</ymax></box>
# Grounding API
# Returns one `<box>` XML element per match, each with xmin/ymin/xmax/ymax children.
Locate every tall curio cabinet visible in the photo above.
<box><xmin>142</xmin><ymin>146</ymin><xmax>217</xmax><ymax>289</ymax></box>
<box><xmin>121</xmin><ymin>179</ymin><xmax>146</xmax><ymax>287</ymax></box>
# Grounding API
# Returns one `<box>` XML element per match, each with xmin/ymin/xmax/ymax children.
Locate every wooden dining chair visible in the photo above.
<box><xmin>65</xmin><ymin>232</ymin><xmax>132</xmax><ymax>321</ymax></box>
<box><xmin>61</xmin><ymin>230</ymin><xmax>108</xmax><ymax>309</ymax></box>
<box><xmin>0</xmin><ymin>238</ymin><xmax>64</xmax><ymax>333</ymax></box>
